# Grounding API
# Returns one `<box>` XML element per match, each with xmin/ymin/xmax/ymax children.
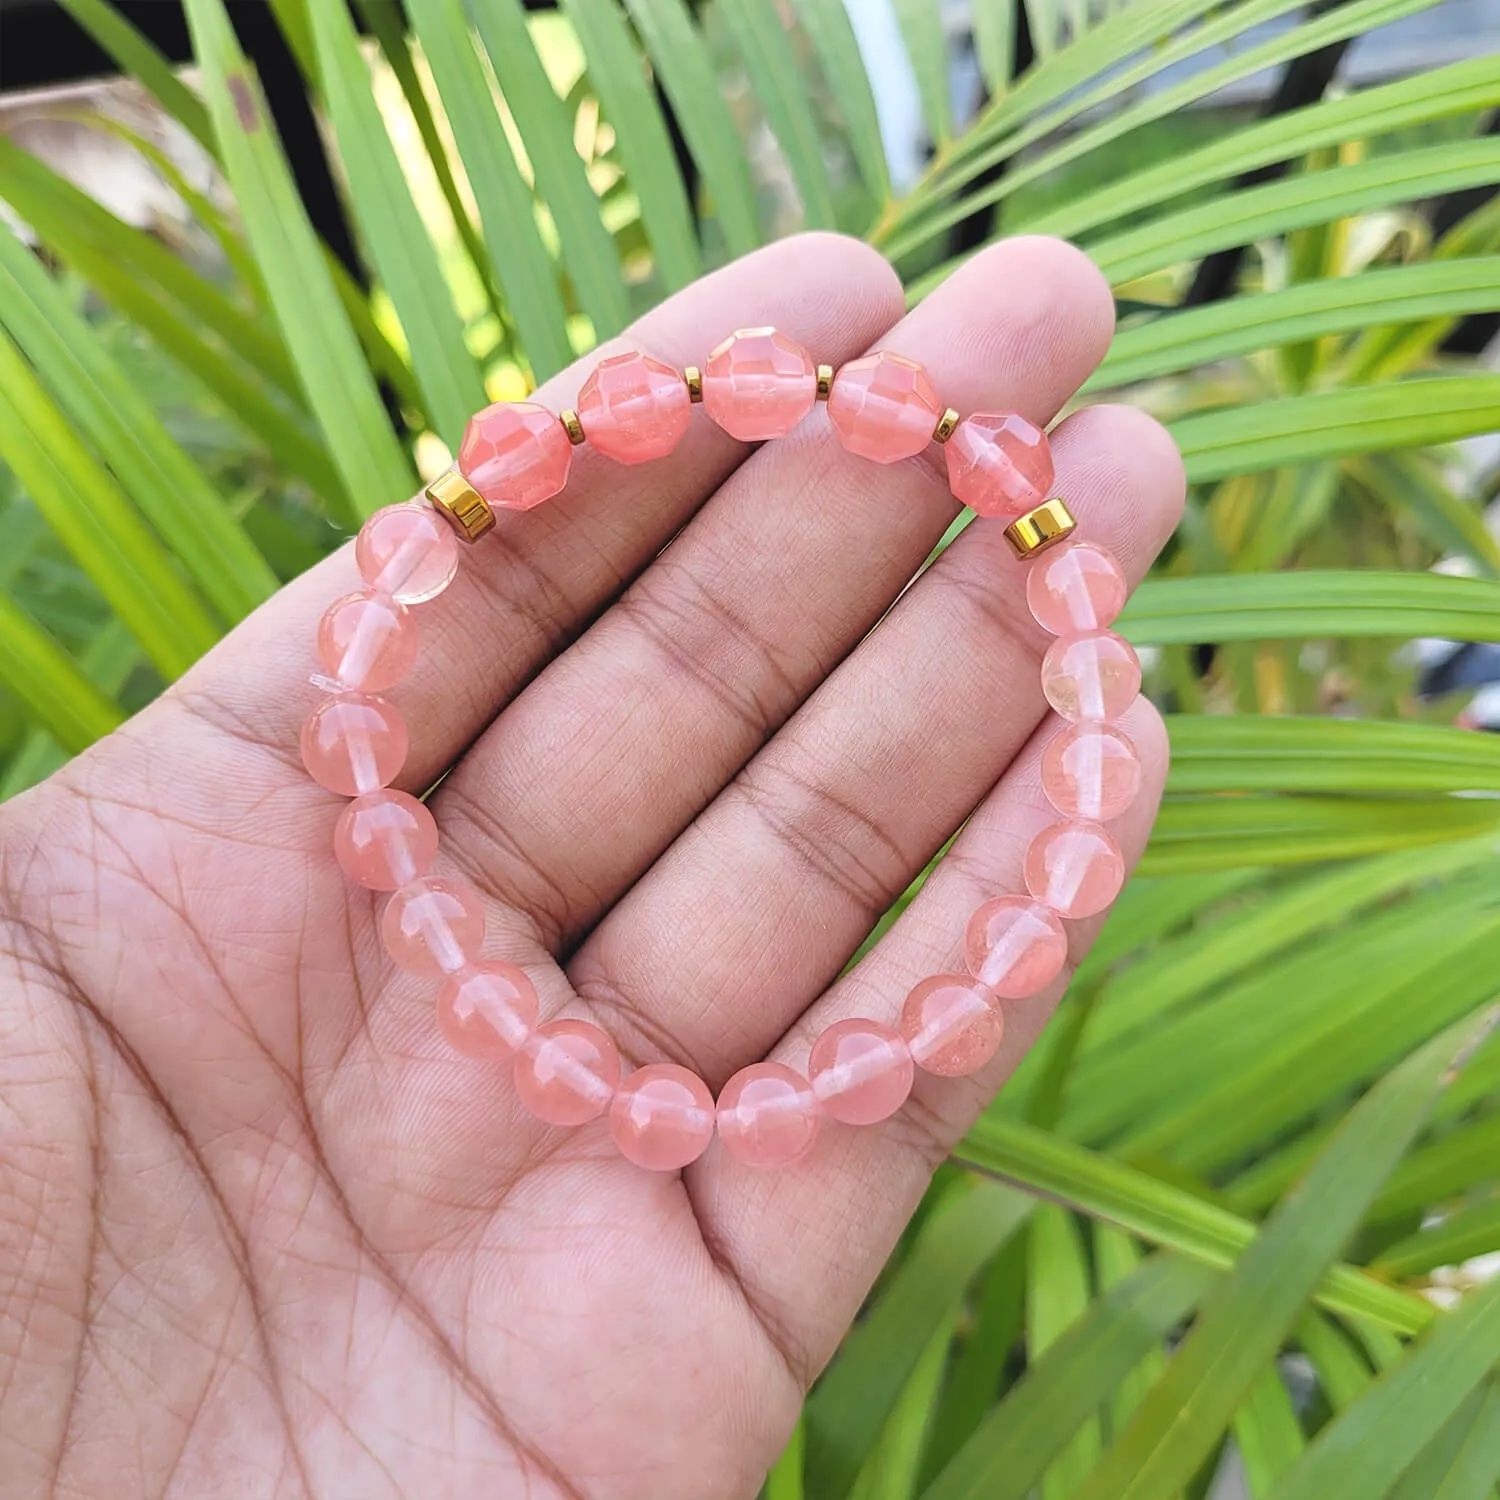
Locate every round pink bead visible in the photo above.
<box><xmin>459</xmin><ymin>401</ymin><xmax>572</xmax><ymax>511</ymax></box>
<box><xmin>437</xmin><ymin>961</ymin><xmax>539</xmax><ymax>1060</ymax></box>
<box><xmin>900</xmin><ymin>975</ymin><xmax>1005</xmax><ymax>1077</ymax></box>
<box><xmin>826</xmin><ymin>351</ymin><xmax>942</xmax><ymax>464</ymax></box>
<box><xmin>577</xmin><ymin>351</ymin><xmax>691</xmax><ymax>464</ymax></box>
<box><xmin>1025</xmin><ymin>821</ymin><xmax>1126</xmax><ymax>919</ymax></box>
<box><xmin>1041</xmin><ymin>631</ymin><xmax>1142</xmax><ymax>722</ymax></box>
<box><xmin>355</xmin><ymin>502</ymin><xmax>459</xmax><ymax>604</ymax></box>
<box><xmin>610</xmin><ymin>1063</ymin><xmax>716</xmax><ymax>1171</ymax></box>
<box><xmin>514</xmin><ymin>1019</ymin><xmax>621</xmax><ymax>1126</ymax></box>
<box><xmin>333</xmin><ymin>789</ymin><xmax>437</xmax><ymax>891</ymax></box>
<box><xmin>945</xmin><ymin>411</ymin><xmax>1053</xmax><ymax>518</ymax></box>
<box><xmin>808</xmin><ymin>1018</ymin><xmax>914</xmax><ymax>1126</ymax></box>
<box><xmin>317</xmin><ymin>590</ymin><xmax>418</xmax><ymax>694</ymax></box>
<box><xmin>701</xmin><ymin>327</ymin><xmax>817</xmax><ymax>441</ymax></box>
<box><xmin>300</xmin><ymin>694</ymin><xmax>408</xmax><ymax>797</ymax></box>
<box><xmin>717</xmin><ymin>1062</ymin><xmax>820</xmax><ymax>1167</ymax></box>
<box><xmin>381</xmin><ymin>875</ymin><xmax>485</xmax><ymax>978</ymax></box>
<box><xmin>1027</xmin><ymin>542</ymin><xmax>1129</xmax><ymax>637</ymax></box>
<box><xmin>1042</xmin><ymin>723</ymin><xmax>1141</xmax><ymax>822</ymax></box>
<box><xmin>963</xmin><ymin>896</ymin><xmax>1068</xmax><ymax>999</ymax></box>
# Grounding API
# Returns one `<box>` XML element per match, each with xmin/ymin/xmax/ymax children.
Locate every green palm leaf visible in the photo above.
<box><xmin>183</xmin><ymin>0</ymin><xmax>415</xmax><ymax>517</ymax></box>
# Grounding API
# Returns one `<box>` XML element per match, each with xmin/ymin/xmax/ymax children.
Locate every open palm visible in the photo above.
<box><xmin>0</xmin><ymin>235</ymin><xmax>1182</xmax><ymax>1500</ymax></box>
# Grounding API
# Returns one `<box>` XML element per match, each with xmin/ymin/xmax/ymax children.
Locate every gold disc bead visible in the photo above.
<box><xmin>932</xmin><ymin>407</ymin><xmax>961</xmax><ymax>443</ymax></box>
<box><xmin>816</xmin><ymin>364</ymin><xmax>834</xmax><ymax>401</ymax></box>
<box><xmin>559</xmin><ymin>408</ymin><xmax>586</xmax><ymax>446</ymax></box>
<box><xmin>684</xmin><ymin>365</ymin><xmax>704</xmax><ymax>403</ymax></box>
<box><xmin>1003</xmin><ymin>498</ymin><xmax>1077</xmax><ymax>560</ymax></box>
<box><xmin>426</xmin><ymin>468</ymin><xmax>494</xmax><ymax>543</ymax></box>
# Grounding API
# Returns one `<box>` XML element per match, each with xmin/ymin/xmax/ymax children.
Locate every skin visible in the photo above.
<box><xmin>0</xmin><ymin>234</ymin><xmax>1183</xmax><ymax>1500</ymax></box>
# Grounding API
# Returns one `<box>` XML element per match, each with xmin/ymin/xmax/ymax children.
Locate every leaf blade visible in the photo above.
<box><xmin>183</xmin><ymin>0</ymin><xmax>415</xmax><ymax>517</ymax></box>
<box><xmin>307</xmin><ymin>0</ymin><xmax>488</xmax><ymax>449</ymax></box>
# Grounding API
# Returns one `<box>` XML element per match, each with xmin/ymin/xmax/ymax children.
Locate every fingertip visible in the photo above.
<box><xmin>778</xmin><ymin>230</ymin><xmax>906</xmax><ymax>327</ymax></box>
<box><xmin>1119</xmin><ymin>693</ymin><xmax>1170</xmax><ymax>797</ymax></box>
<box><xmin>902</xmin><ymin>234</ymin><xmax>1118</xmax><ymax>421</ymax></box>
<box><xmin>1050</xmin><ymin>402</ymin><xmax>1186</xmax><ymax>580</ymax></box>
<box><xmin>1001</xmin><ymin>235</ymin><xmax>1116</xmax><ymax>372</ymax></box>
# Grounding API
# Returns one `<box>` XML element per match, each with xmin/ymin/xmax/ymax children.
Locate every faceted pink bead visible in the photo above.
<box><xmin>717</xmin><ymin>1062</ymin><xmax>821</xmax><ymax>1167</ymax></box>
<box><xmin>317</xmin><ymin>590</ymin><xmax>418</xmax><ymax>694</ymax></box>
<box><xmin>333</xmin><ymin>789</ymin><xmax>437</xmax><ymax>891</ymax></box>
<box><xmin>1027</xmin><ymin>542</ymin><xmax>1129</xmax><ymax>638</ymax></box>
<box><xmin>355</xmin><ymin>502</ymin><xmax>459</xmax><ymax>603</ymax></box>
<box><xmin>300</xmin><ymin>694</ymin><xmax>408</xmax><ymax>797</ymax></box>
<box><xmin>514</xmin><ymin>1019</ymin><xmax>621</xmax><ymax>1126</ymax></box>
<box><xmin>826</xmin><ymin>351</ymin><xmax>942</xmax><ymax>464</ymax></box>
<box><xmin>962</xmin><ymin>896</ymin><xmax>1068</xmax><ymax>999</ymax></box>
<box><xmin>437</xmin><ymin>961</ymin><xmax>538</xmax><ymax>1060</ymax></box>
<box><xmin>610</xmin><ymin>1063</ymin><xmax>716</xmax><ymax>1171</ymax></box>
<box><xmin>808</xmin><ymin>1018</ymin><xmax>914</xmax><ymax>1126</ymax></box>
<box><xmin>1042</xmin><ymin>723</ymin><xmax>1141</xmax><ymax>822</ymax></box>
<box><xmin>899</xmin><ymin>975</ymin><xmax>1005</xmax><ymax>1077</ymax></box>
<box><xmin>1025</xmin><ymin>821</ymin><xmax>1126</xmax><ymax>919</ymax></box>
<box><xmin>701</xmin><ymin>327</ymin><xmax>817</xmax><ymax>442</ymax></box>
<box><xmin>945</xmin><ymin>411</ymin><xmax>1053</xmax><ymax>518</ymax></box>
<box><xmin>1041</xmin><ymin>631</ymin><xmax>1142</xmax><ymax>722</ymax></box>
<box><xmin>577</xmin><ymin>351</ymin><xmax>691</xmax><ymax>464</ymax></box>
<box><xmin>459</xmin><ymin>401</ymin><xmax>572</xmax><ymax>511</ymax></box>
<box><xmin>381</xmin><ymin>875</ymin><xmax>485</xmax><ymax>978</ymax></box>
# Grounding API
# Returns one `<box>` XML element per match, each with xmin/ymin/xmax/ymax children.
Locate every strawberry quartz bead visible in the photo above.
<box><xmin>900</xmin><ymin>975</ymin><xmax>1005</xmax><ymax>1077</ymax></box>
<box><xmin>717</xmin><ymin>1062</ymin><xmax>821</xmax><ymax>1167</ymax></box>
<box><xmin>577</xmin><ymin>351</ymin><xmax>691</xmax><ymax>464</ymax></box>
<box><xmin>300</xmin><ymin>694</ymin><xmax>408</xmax><ymax>797</ymax></box>
<box><xmin>808</xmin><ymin>1018</ymin><xmax>914</xmax><ymax>1126</ymax></box>
<box><xmin>382</xmin><ymin>875</ymin><xmax>485</xmax><ymax>978</ymax></box>
<box><xmin>459</xmin><ymin>401</ymin><xmax>572</xmax><ymax>511</ymax></box>
<box><xmin>1025</xmin><ymin>821</ymin><xmax>1126</xmax><ymax>919</ymax></box>
<box><xmin>1041</xmin><ymin>632</ymin><xmax>1142</xmax><ymax>722</ymax></box>
<box><xmin>610</xmin><ymin>1064</ymin><xmax>716</xmax><ymax>1171</ymax></box>
<box><xmin>333</xmin><ymin>789</ymin><xmax>437</xmax><ymax>890</ymax></box>
<box><xmin>355</xmin><ymin>502</ymin><xmax>459</xmax><ymax>603</ymax></box>
<box><xmin>1027</xmin><ymin>542</ymin><xmax>1129</xmax><ymax>637</ymax></box>
<box><xmin>701</xmin><ymin>327</ymin><xmax>818</xmax><ymax>441</ymax></box>
<box><xmin>318</xmin><ymin>590</ymin><xmax>418</xmax><ymax>694</ymax></box>
<box><xmin>437</xmin><ymin>961</ymin><xmax>539</xmax><ymax>1060</ymax></box>
<box><xmin>514</xmin><ymin>1019</ymin><xmax>621</xmax><ymax>1126</ymax></box>
<box><xmin>827</xmin><ymin>351</ymin><xmax>942</xmax><ymax>463</ymax></box>
<box><xmin>1042</xmin><ymin>723</ymin><xmax>1142</xmax><ymax>822</ymax></box>
<box><xmin>944</xmin><ymin>412</ymin><xmax>1053</xmax><ymax>518</ymax></box>
<box><xmin>962</xmin><ymin>896</ymin><xmax>1068</xmax><ymax>998</ymax></box>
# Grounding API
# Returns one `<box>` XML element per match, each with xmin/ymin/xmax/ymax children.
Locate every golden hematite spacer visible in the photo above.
<box><xmin>683</xmin><ymin>365</ymin><xmax>703</xmax><ymax>403</ymax></box>
<box><xmin>932</xmin><ymin>407</ymin><xmax>961</xmax><ymax>443</ymax></box>
<box><xmin>559</xmin><ymin>408</ymin><xmax>586</xmax><ymax>445</ymax></box>
<box><xmin>1004</xmin><ymin>498</ymin><xmax>1077</xmax><ymax>560</ymax></box>
<box><xmin>816</xmin><ymin>363</ymin><xmax>834</xmax><ymax>400</ymax></box>
<box><xmin>426</xmin><ymin>468</ymin><xmax>494</xmax><ymax>544</ymax></box>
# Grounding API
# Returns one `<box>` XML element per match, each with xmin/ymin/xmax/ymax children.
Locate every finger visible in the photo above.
<box><xmin>436</xmin><ymin>237</ymin><xmax>1114</xmax><ymax>949</ymax></box>
<box><xmin>568</xmin><ymin>401</ymin><xmax>1182</xmax><ymax>1075</ymax></box>
<box><xmin>686</xmin><ymin>694</ymin><xmax>1170</xmax><ymax>1381</ymax></box>
<box><xmin>157</xmin><ymin>233</ymin><xmax>904</xmax><ymax>790</ymax></box>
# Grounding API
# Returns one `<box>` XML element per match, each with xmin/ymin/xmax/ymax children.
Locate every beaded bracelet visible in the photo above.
<box><xmin>299</xmin><ymin>332</ymin><xmax>1141</xmax><ymax>1172</ymax></box>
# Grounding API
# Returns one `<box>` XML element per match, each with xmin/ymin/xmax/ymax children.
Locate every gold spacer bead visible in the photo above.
<box><xmin>816</xmin><ymin>363</ymin><xmax>834</xmax><ymax>400</ymax></box>
<box><xmin>426</xmin><ymin>468</ymin><xmax>494</xmax><ymax>544</ymax></box>
<box><xmin>684</xmin><ymin>365</ymin><xmax>703</xmax><ymax>403</ymax></box>
<box><xmin>932</xmin><ymin>407</ymin><xmax>961</xmax><ymax>443</ymax></box>
<box><xmin>559</xmin><ymin>408</ymin><xmax>586</xmax><ymax>446</ymax></box>
<box><xmin>1004</xmin><ymin>498</ymin><xmax>1077</xmax><ymax>561</ymax></box>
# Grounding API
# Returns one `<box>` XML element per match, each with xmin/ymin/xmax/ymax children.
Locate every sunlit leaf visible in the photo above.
<box><xmin>183</xmin><ymin>0</ymin><xmax>415</xmax><ymax>517</ymax></box>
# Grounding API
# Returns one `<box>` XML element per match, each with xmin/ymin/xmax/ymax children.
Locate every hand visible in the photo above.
<box><xmin>0</xmin><ymin>235</ymin><xmax>1183</xmax><ymax>1500</ymax></box>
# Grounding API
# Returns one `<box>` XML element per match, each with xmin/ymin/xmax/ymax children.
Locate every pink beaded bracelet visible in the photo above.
<box><xmin>299</xmin><ymin>333</ymin><xmax>1141</xmax><ymax>1172</ymax></box>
